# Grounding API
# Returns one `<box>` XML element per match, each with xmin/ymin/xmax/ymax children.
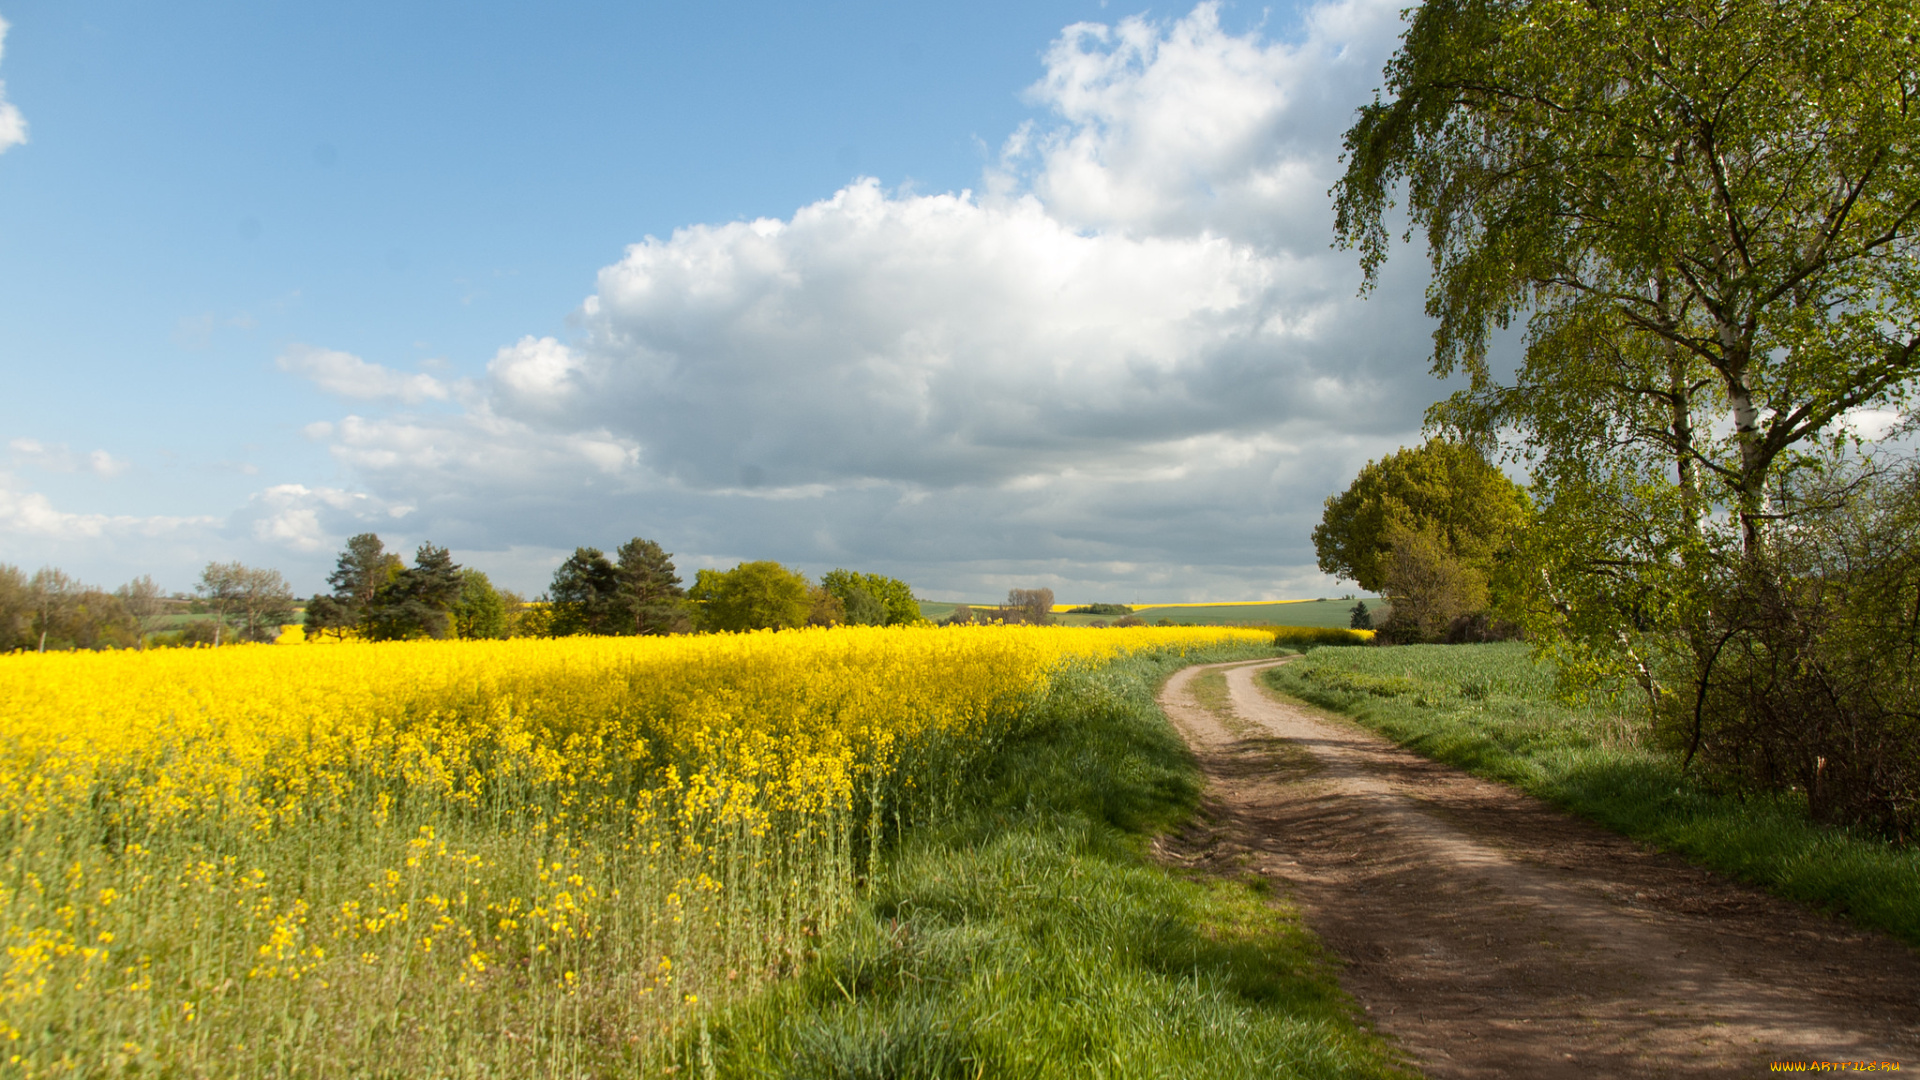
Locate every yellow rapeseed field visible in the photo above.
<box><xmin>0</xmin><ymin>625</ymin><xmax>1266</xmax><ymax>1077</ymax></box>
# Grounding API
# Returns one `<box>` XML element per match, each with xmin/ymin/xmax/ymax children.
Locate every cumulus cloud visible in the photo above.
<box><xmin>0</xmin><ymin>17</ymin><xmax>23</xmax><ymax>155</ymax></box>
<box><xmin>273</xmin><ymin>0</ymin><xmax>1432</xmax><ymax>597</ymax></box>
<box><xmin>277</xmin><ymin>345</ymin><xmax>454</xmax><ymax>405</ymax></box>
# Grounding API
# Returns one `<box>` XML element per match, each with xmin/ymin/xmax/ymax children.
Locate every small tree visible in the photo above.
<box><xmin>614</xmin><ymin>538</ymin><xmax>687</xmax><ymax>635</ymax></box>
<box><xmin>689</xmin><ymin>562</ymin><xmax>814</xmax><ymax>632</ymax></box>
<box><xmin>449</xmin><ymin>568</ymin><xmax>508</xmax><ymax>640</ymax></box>
<box><xmin>1005</xmin><ymin>588</ymin><xmax>1055</xmax><ymax>626</ymax></box>
<box><xmin>1313</xmin><ymin>439</ymin><xmax>1529</xmax><ymax>597</ymax></box>
<box><xmin>943</xmin><ymin>604</ymin><xmax>975</xmax><ymax>626</ymax></box>
<box><xmin>821</xmin><ymin>570</ymin><xmax>924</xmax><ymax>626</ymax></box>
<box><xmin>1377</xmin><ymin>525</ymin><xmax>1489</xmax><ymax>643</ymax></box>
<box><xmin>365</xmin><ymin>544</ymin><xmax>463</xmax><ymax>641</ymax></box>
<box><xmin>197</xmin><ymin>562</ymin><xmax>295</xmax><ymax>644</ymax></box>
<box><xmin>116</xmin><ymin>575</ymin><xmax>171</xmax><ymax>648</ymax></box>
<box><xmin>310</xmin><ymin>533</ymin><xmax>403</xmax><ymax>639</ymax></box>
<box><xmin>1348</xmin><ymin>601</ymin><xmax>1373</xmax><ymax>631</ymax></box>
<box><xmin>549</xmin><ymin>547</ymin><xmax>621</xmax><ymax>636</ymax></box>
<box><xmin>0</xmin><ymin>565</ymin><xmax>30</xmax><ymax>651</ymax></box>
<box><xmin>806</xmin><ymin>585</ymin><xmax>845</xmax><ymax>627</ymax></box>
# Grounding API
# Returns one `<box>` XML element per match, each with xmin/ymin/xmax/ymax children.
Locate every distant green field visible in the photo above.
<box><xmin>915</xmin><ymin>598</ymin><xmax>1384</xmax><ymax>629</ymax></box>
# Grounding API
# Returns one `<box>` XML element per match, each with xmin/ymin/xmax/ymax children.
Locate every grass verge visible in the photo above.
<box><xmin>692</xmin><ymin>645</ymin><xmax>1410</xmax><ymax>1079</ymax></box>
<box><xmin>1262</xmin><ymin>642</ymin><xmax>1920</xmax><ymax>948</ymax></box>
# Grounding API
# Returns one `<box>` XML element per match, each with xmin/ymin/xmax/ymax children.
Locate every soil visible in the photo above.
<box><xmin>1156</xmin><ymin>658</ymin><xmax>1920</xmax><ymax>1078</ymax></box>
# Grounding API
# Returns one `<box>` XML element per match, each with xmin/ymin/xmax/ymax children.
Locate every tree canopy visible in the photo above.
<box><xmin>689</xmin><ymin>562</ymin><xmax>815</xmax><ymax>632</ymax></box>
<box><xmin>819</xmin><ymin>569</ymin><xmax>923</xmax><ymax>627</ymax></box>
<box><xmin>1312</xmin><ymin>439</ymin><xmax>1529</xmax><ymax>596</ymax></box>
<box><xmin>1334</xmin><ymin>0</ymin><xmax>1920</xmax><ymax>550</ymax></box>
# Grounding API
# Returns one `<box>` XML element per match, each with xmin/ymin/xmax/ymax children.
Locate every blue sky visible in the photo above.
<box><xmin>0</xmin><ymin>0</ymin><xmax>1442</xmax><ymax>601</ymax></box>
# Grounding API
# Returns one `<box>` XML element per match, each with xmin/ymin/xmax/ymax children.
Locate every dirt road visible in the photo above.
<box><xmin>1156</xmin><ymin>658</ymin><xmax>1920</xmax><ymax>1078</ymax></box>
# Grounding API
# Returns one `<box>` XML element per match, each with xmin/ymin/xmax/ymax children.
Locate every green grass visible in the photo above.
<box><xmin>1263</xmin><ymin>643</ymin><xmax>1920</xmax><ymax>948</ymax></box>
<box><xmin>692</xmin><ymin>645</ymin><xmax>1411</xmax><ymax>1079</ymax></box>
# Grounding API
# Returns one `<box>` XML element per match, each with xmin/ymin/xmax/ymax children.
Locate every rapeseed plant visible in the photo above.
<box><xmin>0</xmin><ymin>625</ymin><xmax>1265</xmax><ymax>1076</ymax></box>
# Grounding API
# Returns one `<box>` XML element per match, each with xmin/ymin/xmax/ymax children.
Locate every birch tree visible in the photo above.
<box><xmin>1334</xmin><ymin>0</ymin><xmax>1920</xmax><ymax>704</ymax></box>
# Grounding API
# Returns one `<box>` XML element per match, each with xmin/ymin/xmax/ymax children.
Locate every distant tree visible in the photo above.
<box><xmin>0</xmin><ymin>565</ymin><xmax>29</xmax><ymax>651</ymax></box>
<box><xmin>365</xmin><ymin>544</ymin><xmax>463</xmax><ymax>641</ymax></box>
<box><xmin>449</xmin><ymin>568</ymin><xmax>508</xmax><ymax>640</ymax></box>
<box><xmin>1068</xmin><ymin>603</ymin><xmax>1132</xmax><ymax>616</ymax></box>
<box><xmin>197</xmin><ymin>562</ymin><xmax>297</xmax><ymax>644</ymax></box>
<box><xmin>65</xmin><ymin>588</ymin><xmax>137</xmax><ymax>650</ymax></box>
<box><xmin>309</xmin><ymin>533</ymin><xmax>404</xmax><ymax>639</ymax></box>
<box><xmin>820</xmin><ymin>570</ymin><xmax>923</xmax><ymax>627</ymax></box>
<box><xmin>1312</xmin><ymin>439</ymin><xmax>1530</xmax><ymax>597</ymax></box>
<box><xmin>1005</xmin><ymin>588</ymin><xmax>1055</xmax><ymax>626</ymax></box>
<box><xmin>806</xmin><ymin>585</ymin><xmax>846</xmax><ymax>627</ymax></box>
<box><xmin>613</xmin><ymin>537</ymin><xmax>687</xmax><ymax>635</ymax></box>
<box><xmin>1348</xmin><ymin>601</ymin><xmax>1373</xmax><ymax>631</ymax></box>
<box><xmin>689</xmin><ymin>562</ymin><xmax>814</xmax><ymax>632</ymax></box>
<box><xmin>1377</xmin><ymin>524</ymin><xmax>1489</xmax><ymax>644</ymax></box>
<box><xmin>500</xmin><ymin>590</ymin><xmax>554</xmax><ymax>639</ymax></box>
<box><xmin>27</xmin><ymin>567</ymin><xmax>81</xmax><ymax>652</ymax></box>
<box><xmin>303</xmin><ymin>594</ymin><xmax>354</xmax><ymax>642</ymax></box>
<box><xmin>115</xmin><ymin>575</ymin><xmax>171</xmax><ymax>647</ymax></box>
<box><xmin>943</xmin><ymin>603</ymin><xmax>975</xmax><ymax>627</ymax></box>
<box><xmin>550</xmin><ymin>547</ymin><xmax>622</xmax><ymax>636</ymax></box>
<box><xmin>329</xmin><ymin>534</ymin><xmax>403</xmax><ymax>609</ymax></box>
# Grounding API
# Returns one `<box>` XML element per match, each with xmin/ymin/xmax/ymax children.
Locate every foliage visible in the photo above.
<box><xmin>1333</xmin><ymin>0</ymin><xmax>1920</xmax><ymax>749</ymax></box>
<box><xmin>1068</xmin><ymin>602</ymin><xmax>1134</xmax><ymax>616</ymax></box>
<box><xmin>1654</xmin><ymin>464</ymin><xmax>1920</xmax><ymax>836</ymax></box>
<box><xmin>690</xmin><ymin>561</ymin><xmax>816</xmax><ymax>632</ymax></box>
<box><xmin>613</xmin><ymin>537</ymin><xmax>688</xmax><ymax>635</ymax></box>
<box><xmin>548</xmin><ymin>546</ymin><xmax>623</xmax><ymax>636</ymax></box>
<box><xmin>549</xmin><ymin>539</ymin><xmax>689</xmax><ymax>636</ymax></box>
<box><xmin>449</xmin><ymin>568</ymin><xmax>507</xmax><ymax>640</ymax></box>
<box><xmin>196</xmin><ymin>561</ymin><xmax>296</xmax><ymax>645</ymax></box>
<box><xmin>1374</xmin><ymin>522</ymin><xmax>1491</xmax><ymax>643</ymax></box>
<box><xmin>363</xmin><ymin>544</ymin><xmax>463</xmax><ymax>641</ymax></box>
<box><xmin>0</xmin><ymin>625</ymin><xmax>1268</xmax><ymax>1074</ymax></box>
<box><xmin>1264</xmin><ymin>644</ymin><xmax>1920</xmax><ymax>946</ymax></box>
<box><xmin>820</xmin><ymin>569</ymin><xmax>923</xmax><ymax>627</ymax></box>
<box><xmin>114</xmin><ymin>575</ymin><xmax>170</xmax><ymax>647</ymax></box>
<box><xmin>1005</xmin><ymin>588</ymin><xmax>1056</xmax><ymax>626</ymax></box>
<box><xmin>1348</xmin><ymin>601</ymin><xmax>1373</xmax><ymax>631</ymax></box>
<box><xmin>308</xmin><ymin>534</ymin><xmax>403</xmax><ymax>641</ymax></box>
<box><xmin>1312</xmin><ymin>438</ymin><xmax>1529</xmax><ymax>597</ymax></box>
<box><xmin>1336</xmin><ymin>0</ymin><xmax>1920</xmax><ymax>542</ymax></box>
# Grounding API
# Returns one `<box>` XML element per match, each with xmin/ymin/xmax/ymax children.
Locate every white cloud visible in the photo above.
<box><xmin>0</xmin><ymin>17</ymin><xmax>25</xmax><ymax>155</ymax></box>
<box><xmin>277</xmin><ymin>344</ymin><xmax>453</xmax><ymax>405</ymax></box>
<box><xmin>0</xmin><ymin>472</ymin><xmax>214</xmax><ymax>542</ymax></box>
<box><xmin>267</xmin><ymin>0</ymin><xmax>1432</xmax><ymax>597</ymax></box>
<box><xmin>101</xmin><ymin>0</ymin><xmax>1429</xmax><ymax>599</ymax></box>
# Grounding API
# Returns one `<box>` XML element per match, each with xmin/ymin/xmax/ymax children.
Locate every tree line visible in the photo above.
<box><xmin>0</xmin><ymin>562</ymin><xmax>297</xmax><ymax>652</ymax></box>
<box><xmin>300</xmin><ymin>535</ymin><xmax>929</xmax><ymax>640</ymax></box>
